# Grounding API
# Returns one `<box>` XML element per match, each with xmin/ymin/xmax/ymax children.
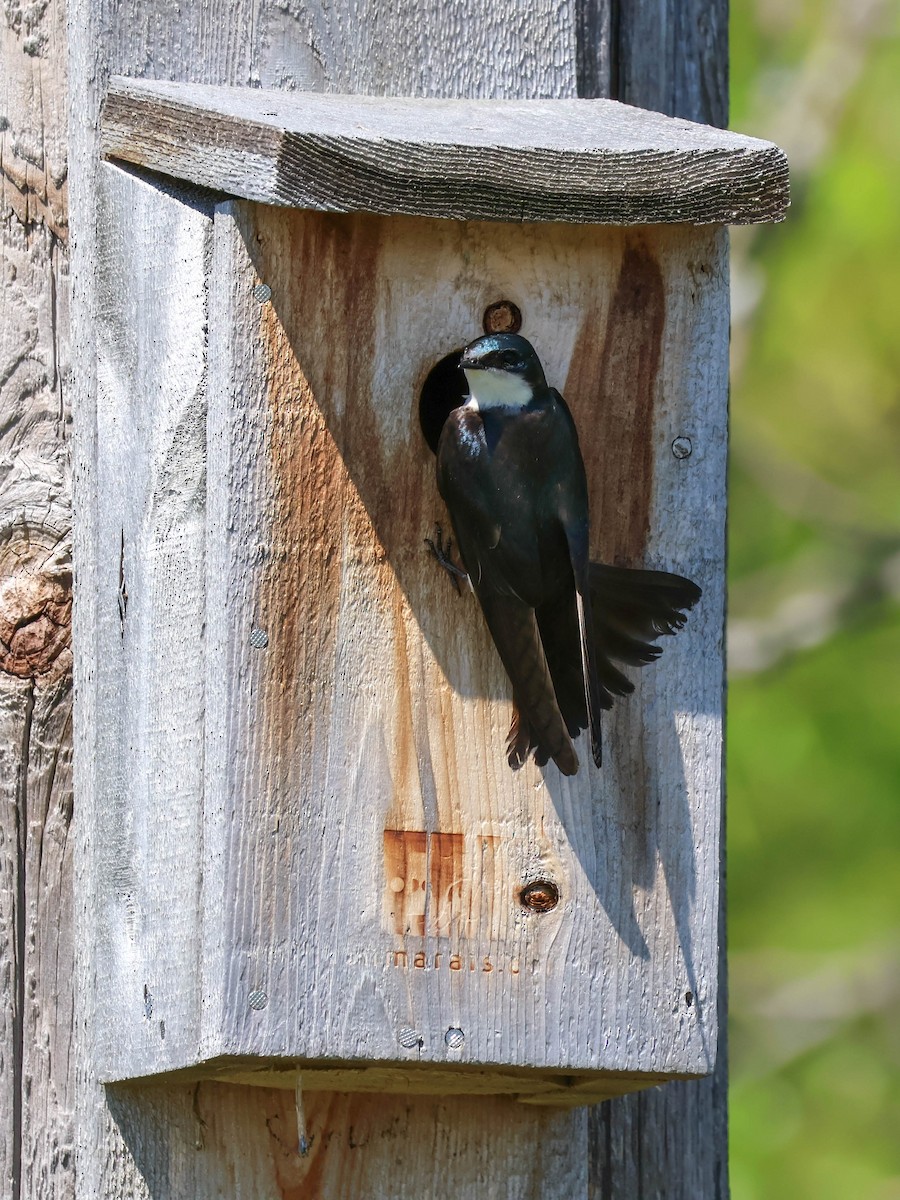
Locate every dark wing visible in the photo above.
<box><xmin>478</xmin><ymin>594</ymin><xmax>578</xmax><ymax>775</ymax></box>
<box><xmin>436</xmin><ymin>405</ymin><xmax>579</xmax><ymax>775</ymax></box>
<box><xmin>549</xmin><ymin>390</ymin><xmax>605</xmax><ymax>768</ymax></box>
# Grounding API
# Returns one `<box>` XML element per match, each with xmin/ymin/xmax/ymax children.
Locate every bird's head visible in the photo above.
<box><xmin>459</xmin><ymin>333</ymin><xmax>547</xmax><ymax>410</ymax></box>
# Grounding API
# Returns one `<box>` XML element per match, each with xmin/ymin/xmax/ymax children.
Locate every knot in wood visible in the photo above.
<box><xmin>0</xmin><ymin>527</ymin><xmax>72</xmax><ymax>678</ymax></box>
<box><xmin>519</xmin><ymin>879</ymin><xmax>560</xmax><ymax>913</ymax></box>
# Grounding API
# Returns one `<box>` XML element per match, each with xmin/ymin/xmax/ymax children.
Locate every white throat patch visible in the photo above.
<box><xmin>463</xmin><ymin>367</ymin><xmax>532</xmax><ymax>411</ymax></box>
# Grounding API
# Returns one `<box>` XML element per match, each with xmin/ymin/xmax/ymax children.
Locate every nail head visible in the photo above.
<box><xmin>520</xmin><ymin>879</ymin><xmax>560</xmax><ymax>913</ymax></box>
<box><xmin>482</xmin><ymin>300</ymin><xmax>522</xmax><ymax>334</ymax></box>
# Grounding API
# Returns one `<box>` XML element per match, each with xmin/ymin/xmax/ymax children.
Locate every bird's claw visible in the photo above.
<box><xmin>424</xmin><ymin>524</ymin><xmax>468</xmax><ymax>595</ymax></box>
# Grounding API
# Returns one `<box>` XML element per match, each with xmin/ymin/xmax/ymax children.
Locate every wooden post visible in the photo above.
<box><xmin>1</xmin><ymin>1</ymin><xmax>75</xmax><ymax>1197</ymax></box>
<box><xmin>0</xmin><ymin>0</ymin><xmax>753</xmax><ymax>1195</ymax></box>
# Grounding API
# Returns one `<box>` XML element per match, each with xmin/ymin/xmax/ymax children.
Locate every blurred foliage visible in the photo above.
<box><xmin>728</xmin><ymin>1</ymin><xmax>900</xmax><ymax>1197</ymax></box>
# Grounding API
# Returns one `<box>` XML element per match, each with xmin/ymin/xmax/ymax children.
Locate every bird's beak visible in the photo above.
<box><xmin>459</xmin><ymin>352</ymin><xmax>482</xmax><ymax>371</ymax></box>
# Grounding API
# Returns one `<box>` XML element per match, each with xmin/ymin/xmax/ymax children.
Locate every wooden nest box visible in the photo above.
<box><xmin>87</xmin><ymin>79</ymin><xmax>787</xmax><ymax>1105</ymax></box>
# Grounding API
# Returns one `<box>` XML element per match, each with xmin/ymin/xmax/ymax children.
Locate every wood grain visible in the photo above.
<box><xmin>86</xmin><ymin>164</ymin><xmax>213</xmax><ymax>1082</ymax></box>
<box><xmin>93</xmin><ymin>1083</ymin><xmax>590</xmax><ymax>1199</ymax></box>
<box><xmin>617</xmin><ymin>0</ymin><xmax>730</xmax><ymax>128</ymax></box>
<box><xmin>100</xmin><ymin>78</ymin><xmax>788</xmax><ymax>226</ymax></box>
<box><xmin>1</xmin><ymin>0</ymin><xmax>74</xmax><ymax>1193</ymax></box>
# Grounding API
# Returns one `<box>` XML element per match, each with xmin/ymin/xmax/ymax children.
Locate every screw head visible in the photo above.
<box><xmin>249</xmin><ymin>627</ymin><xmax>269</xmax><ymax>649</ymax></box>
<box><xmin>672</xmin><ymin>436</ymin><xmax>693</xmax><ymax>460</ymax></box>
<box><xmin>520</xmin><ymin>879</ymin><xmax>560</xmax><ymax>913</ymax></box>
<box><xmin>482</xmin><ymin>300</ymin><xmax>522</xmax><ymax>334</ymax></box>
<box><xmin>253</xmin><ymin>283</ymin><xmax>272</xmax><ymax>304</ymax></box>
<box><xmin>398</xmin><ymin>1027</ymin><xmax>422</xmax><ymax>1049</ymax></box>
<box><xmin>444</xmin><ymin>1027</ymin><xmax>465</xmax><ymax>1050</ymax></box>
<box><xmin>248</xmin><ymin>989</ymin><xmax>269</xmax><ymax>1011</ymax></box>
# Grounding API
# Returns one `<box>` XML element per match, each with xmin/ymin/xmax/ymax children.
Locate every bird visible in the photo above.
<box><xmin>431</xmin><ymin>331</ymin><xmax>701</xmax><ymax>776</ymax></box>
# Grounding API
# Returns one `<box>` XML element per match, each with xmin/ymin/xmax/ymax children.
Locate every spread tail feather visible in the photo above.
<box><xmin>589</xmin><ymin>562</ymin><xmax>700</xmax><ymax>685</ymax></box>
<box><xmin>589</xmin><ymin>563</ymin><xmax>701</xmax><ymax>642</ymax></box>
<box><xmin>481</xmin><ymin>563</ymin><xmax>700</xmax><ymax>777</ymax></box>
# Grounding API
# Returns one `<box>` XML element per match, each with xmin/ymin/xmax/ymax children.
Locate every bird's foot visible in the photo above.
<box><xmin>424</xmin><ymin>525</ymin><xmax>468</xmax><ymax>595</ymax></box>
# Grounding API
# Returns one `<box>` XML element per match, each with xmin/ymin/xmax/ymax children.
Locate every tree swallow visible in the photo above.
<box><xmin>434</xmin><ymin>332</ymin><xmax>701</xmax><ymax>776</ymax></box>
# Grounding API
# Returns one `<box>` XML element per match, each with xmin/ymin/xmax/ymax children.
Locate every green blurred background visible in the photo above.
<box><xmin>728</xmin><ymin>1</ymin><xmax>900</xmax><ymax>1196</ymax></box>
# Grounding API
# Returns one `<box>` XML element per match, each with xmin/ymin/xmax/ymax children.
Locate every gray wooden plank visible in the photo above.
<box><xmin>17</xmin><ymin>676</ymin><xmax>75</xmax><ymax>1200</ymax></box>
<box><xmin>0</xmin><ymin>653</ymin><xmax>73</xmax><ymax>1200</ymax></box>
<box><xmin>255</xmin><ymin>0</ymin><xmax>580</xmax><ymax>99</ymax></box>
<box><xmin>574</xmin><ymin>0</ymin><xmax>729</xmax><ymax>130</ymax></box>
<box><xmin>91</xmin><ymin>1083</ymin><xmax>589</xmax><ymax>1199</ymax></box>
<box><xmin>594</xmin><ymin>3</ymin><xmax>732</xmax><ymax>1196</ymax></box>
<box><xmin>618</xmin><ymin>0</ymin><xmax>730</xmax><ymax>129</ymax></box>
<box><xmin>185</xmin><ymin>206</ymin><xmax>723</xmax><ymax>1090</ymax></box>
<box><xmin>88</xmin><ymin>162</ymin><xmax>213</xmax><ymax>1080</ymax></box>
<box><xmin>100</xmin><ymin>79</ymin><xmax>787</xmax><ymax>225</ymax></box>
<box><xmin>1</xmin><ymin>9</ymin><xmax>74</xmax><ymax>1186</ymax></box>
<box><xmin>575</xmin><ymin>0</ymin><xmax>614</xmax><ymax>101</ymax></box>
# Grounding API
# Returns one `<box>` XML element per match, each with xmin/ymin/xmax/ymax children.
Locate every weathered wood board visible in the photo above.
<box><xmin>87</xmin><ymin>163</ymin><xmax>214</xmax><ymax>1088</ymax></box>
<box><xmin>95</xmin><ymin>1083</ymin><xmax>592</xmax><ymax>1197</ymax></box>
<box><xmin>1</xmin><ymin>0</ymin><xmax>74</xmax><ymax>1190</ymax></box>
<box><xmin>100</xmin><ymin>78</ymin><xmax>788</xmax><ymax>226</ymax></box>
<box><xmin>88</xmin><ymin>174</ymin><xmax>727</xmax><ymax>1101</ymax></box>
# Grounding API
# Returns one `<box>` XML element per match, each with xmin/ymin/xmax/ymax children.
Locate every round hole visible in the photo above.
<box><xmin>419</xmin><ymin>349</ymin><xmax>467</xmax><ymax>454</ymax></box>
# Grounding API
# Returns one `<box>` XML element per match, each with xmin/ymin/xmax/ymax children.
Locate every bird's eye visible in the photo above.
<box><xmin>499</xmin><ymin>349</ymin><xmax>520</xmax><ymax>367</ymax></box>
